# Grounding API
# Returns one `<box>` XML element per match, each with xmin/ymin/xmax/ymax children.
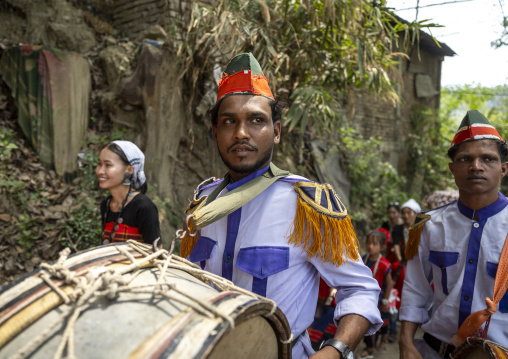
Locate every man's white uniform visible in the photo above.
<box><xmin>187</xmin><ymin>165</ymin><xmax>382</xmax><ymax>358</ymax></box>
<box><xmin>400</xmin><ymin>193</ymin><xmax>508</xmax><ymax>351</ymax></box>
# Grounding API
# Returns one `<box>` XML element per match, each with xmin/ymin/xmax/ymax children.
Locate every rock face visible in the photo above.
<box><xmin>3</xmin><ymin>0</ymin><xmax>97</xmax><ymax>53</ymax></box>
<box><xmin>118</xmin><ymin>42</ymin><xmax>187</xmax><ymax>204</ymax></box>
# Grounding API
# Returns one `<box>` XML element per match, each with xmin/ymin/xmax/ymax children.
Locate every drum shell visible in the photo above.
<box><xmin>0</xmin><ymin>243</ymin><xmax>292</xmax><ymax>359</ymax></box>
<box><xmin>451</xmin><ymin>337</ymin><xmax>508</xmax><ymax>359</ymax></box>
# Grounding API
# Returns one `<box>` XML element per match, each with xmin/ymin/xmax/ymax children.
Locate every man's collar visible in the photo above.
<box><xmin>457</xmin><ymin>192</ymin><xmax>508</xmax><ymax>220</ymax></box>
<box><xmin>226</xmin><ymin>164</ymin><xmax>271</xmax><ymax>191</ymax></box>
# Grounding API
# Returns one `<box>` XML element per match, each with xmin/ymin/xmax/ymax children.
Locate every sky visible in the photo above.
<box><xmin>387</xmin><ymin>0</ymin><xmax>508</xmax><ymax>87</ymax></box>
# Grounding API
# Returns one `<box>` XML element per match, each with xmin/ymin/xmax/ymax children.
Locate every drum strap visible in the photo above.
<box><xmin>180</xmin><ymin>163</ymin><xmax>290</xmax><ymax>258</ymax></box>
<box><xmin>452</xmin><ymin>233</ymin><xmax>508</xmax><ymax>346</ymax></box>
<box><xmin>189</xmin><ymin>162</ymin><xmax>290</xmax><ymax>231</ymax></box>
<box><xmin>423</xmin><ymin>333</ymin><xmax>455</xmax><ymax>358</ymax></box>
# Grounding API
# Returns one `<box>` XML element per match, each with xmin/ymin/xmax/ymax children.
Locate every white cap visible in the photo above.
<box><xmin>401</xmin><ymin>199</ymin><xmax>421</xmax><ymax>213</ymax></box>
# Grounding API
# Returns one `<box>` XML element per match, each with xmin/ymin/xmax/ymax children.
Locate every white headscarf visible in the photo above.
<box><xmin>401</xmin><ymin>198</ymin><xmax>421</xmax><ymax>213</ymax></box>
<box><xmin>112</xmin><ymin>140</ymin><xmax>146</xmax><ymax>189</ymax></box>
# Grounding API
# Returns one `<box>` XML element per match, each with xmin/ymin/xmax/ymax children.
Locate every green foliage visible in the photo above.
<box><xmin>87</xmin><ymin>127</ymin><xmax>128</xmax><ymax>148</ymax></box>
<box><xmin>16</xmin><ymin>214</ymin><xmax>38</xmax><ymax>256</ymax></box>
<box><xmin>286</xmin><ymin>86</ymin><xmax>338</xmax><ymax>136</ymax></box>
<box><xmin>180</xmin><ymin>0</ymin><xmax>437</xmax><ymax>136</ymax></box>
<box><xmin>491</xmin><ymin>16</ymin><xmax>508</xmax><ymax>49</ymax></box>
<box><xmin>58</xmin><ymin>146</ymin><xmax>103</xmax><ymax>251</ymax></box>
<box><xmin>58</xmin><ymin>147</ymin><xmax>103</xmax><ymax>252</ymax></box>
<box><xmin>0</xmin><ymin>128</ymin><xmax>18</xmax><ymax>163</ymax></box>
<box><xmin>338</xmin><ymin>127</ymin><xmax>405</xmax><ymax>221</ymax></box>
<box><xmin>441</xmin><ymin>84</ymin><xmax>508</xmax><ymax>195</ymax></box>
<box><xmin>148</xmin><ymin>184</ymin><xmax>183</xmax><ymax>230</ymax></box>
<box><xmin>405</xmin><ymin>105</ymin><xmax>454</xmax><ymax>197</ymax></box>
<box><xmin>78</xmin><ymin>150</ymin><xmax>99</xmax><ymax>192</ymax></box>
<box><xmin>59</xmin><ymin>195</ymin><xmax>102</xmax><ymax>251</ymax></box>
<box><xmin>441</xmin><ymin>85</ymin><xmax>508</xmax><ymax>140</ymax></box>
<box><xmin>0</xmin><ymin>177</ymin><xmax>30</xmax><ymax>229</ymax></box>
<box><xmin>370</xmin><ymin>163</ymin><xmax>407</xmax><ymax>221</ymax></box>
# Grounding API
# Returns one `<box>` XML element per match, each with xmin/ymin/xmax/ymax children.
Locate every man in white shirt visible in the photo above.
<box><xmin>399</xmin><ymin>110</ymin><xmax>508</xmax><ymax>358</ymax></box>
<box><xmin>180</xmin><ymin>52</ymin><xmax>383</xmax><ymax>359</ymax></box>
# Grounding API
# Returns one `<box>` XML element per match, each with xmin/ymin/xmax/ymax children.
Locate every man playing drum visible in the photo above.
<box><xmin>399</xmin><ymin>110</ymin><xmax>508</xmax><ymax>358</ymax></box>
<box><xmin>180</xmin><ymin>53</ymin><xmax>383</xmax><ymax>359</ymax></box>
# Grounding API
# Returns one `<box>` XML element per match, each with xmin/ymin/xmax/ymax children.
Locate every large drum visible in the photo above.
<box><xmin>0</xmin><ymin>242</ymin><xmax>292</xmax><ymax>359</ymax></box>
<box><xmin>451</xmin><ymin>337</ymin><xmax>508</xmax><ymax>359</ymax></box>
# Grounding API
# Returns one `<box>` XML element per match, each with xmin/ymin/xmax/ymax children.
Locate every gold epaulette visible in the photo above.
<box><xmin>180</xmin><ymin>177</ymin><xmax>218</xmax><ymax>258</ymax></box>
<box><xmin>287</xmin><ymin>181</ymin><xmax>359</xmax><ymax>266</ymax></box>
<box><xmin>405</xmin><ymin>213</ymin><xmax>432</xmax><ymax>260</ymax></box>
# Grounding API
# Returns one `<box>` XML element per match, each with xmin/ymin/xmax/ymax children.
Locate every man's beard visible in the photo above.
<box><xmin>217</xmin><ymin>140</ymin><xmax>274</xmax><ymax>175</ymax></box>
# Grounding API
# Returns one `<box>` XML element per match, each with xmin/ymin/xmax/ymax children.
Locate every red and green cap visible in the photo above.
<box><xmin>450</xmin><ymin>110</ymin><xmax>504</xmax><ymax>147</ymax></box>
<box><xmin>216</xmin><ymin>52</ymin><xmax>274</xmax><ymax>103</ymax></box>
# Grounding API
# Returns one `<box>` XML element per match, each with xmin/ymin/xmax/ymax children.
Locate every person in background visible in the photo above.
<box><xmin>399</xmin><ymin>110</ymin><xmax>508</xmax><ymax>358</ymax></box>
<box><xmin>381</xmin><ymin>203</ymin><xmax>403</xmax><ymax>236</ymax></box>
<box><xmin>96</xmin><ymin>140</ymin><xmax>161</xmax><ymax>247</ymax></box>
<box><xmin>384</xmin><ymin>199</ymin><xmax>420</xmax><ymax>344</ymax></box>
<box><xmin>381</xmin><ymin>202</ymin><xmax>404</xmax><ymax>263</ymax></box>
<box><xmin>385</xmin><ymin>260</ymin><xmax>404</xmax><ymax>344</ymax></box>
<box><xmin>390</xmin><ymin>199</ymin><xmax>421</xmax><ymax>263</ymax></box>
<box><xmin>359</xmin><ymin>230</ymin><xmax>394</xmax><ymax>358</ymax></box>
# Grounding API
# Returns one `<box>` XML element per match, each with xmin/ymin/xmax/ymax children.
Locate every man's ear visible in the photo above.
<box><xmin>273</xmin><ymin>121</ymin><xmax>281</xmax><ymax>145</ymax></box>
<box><xmin>448</xmin><ymin>162</ymin><xmax>454</xmax><ymax>175</ymax></box>
<box><xmin>501</xmin><ymin>162</ymin><xmax>508</xmax><ymax>178</ymax></box>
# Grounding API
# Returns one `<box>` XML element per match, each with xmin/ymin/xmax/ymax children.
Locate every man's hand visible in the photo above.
<box><xmin>309</xmin><ymin>346</ymin><xmax>341</xmax><ymax>359</ymax></box>
<box><xmin>398</xmin><ymin>340</ymin><xmax>423</xmax><ymax>359</ymax></box>
<box><xmin>399</xmin><ymin>321</ymin><xmax>423</xmax><ymax>359</ymax></box>
<box><xmin>310</xmin><ymin>314</ymin><xmax>371</xmax><ymax>359</ymax></box>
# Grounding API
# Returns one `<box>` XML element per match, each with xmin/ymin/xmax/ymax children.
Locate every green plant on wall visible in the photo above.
<box><xmin>405</xmin><ymin>105</ymin><xmax>454</xmax><ymax>198</ymax></box>
<box><xmin>338</xmin><ymin>126</ymin><xmax>407</xmax><ymax>223</ymax></box>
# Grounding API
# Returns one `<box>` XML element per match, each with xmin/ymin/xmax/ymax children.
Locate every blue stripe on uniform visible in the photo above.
<box><xmin>222</xmin><ymin>208</ymin><xmax>241</xmax><ymax>281</ymax></box>
<box><xmin>458</xmin><ymin>219</ymin><xmax>485</xmax><ymax>326</ymax></box>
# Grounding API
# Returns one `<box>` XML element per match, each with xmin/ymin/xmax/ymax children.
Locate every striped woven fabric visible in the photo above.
<box><xmin>102</xmin><ymin>222</ymin><xmax>143</xmax><ymax>243</ymax></box>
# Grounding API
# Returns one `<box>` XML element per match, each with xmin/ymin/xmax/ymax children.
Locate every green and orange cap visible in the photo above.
<box><xmin>216</xmin><ymin>52</ymin><xmax>274</xmax><ymax>104</ymax></box>
<box><xmin>450</xmin><ymin>110</ymin><xmax>504</xmax><ymax>147</ymax></box>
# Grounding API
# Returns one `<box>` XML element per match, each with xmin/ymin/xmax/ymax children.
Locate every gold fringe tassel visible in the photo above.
<box><xmin>287</xmin><ymin>196</ymin><xmax>360</xmax><ymax>266</ymax></box>
<box><xmin>405</xmin><ymin>214</ymin><xmax>431</xmax><ymax>260</ymax></box>
<box><xmin>405</xmin><ymin>226</ymin><xmax>423</xmax><ymax>260</ymax></box>
<box><xmin>179</xmin><ymin>221</ymin><xmax>199</xmax><ymax>259</ymax></box>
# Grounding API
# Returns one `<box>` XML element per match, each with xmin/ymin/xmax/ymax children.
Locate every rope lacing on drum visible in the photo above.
<box><xmin>280</xmin><ymin>333</ymin><xmax>294</xmax><ymax>345</ymax></box>
<box><xmin>478</xmin><ymin>338</ymin><xmax>508</xmax><ymax>352</ymax></box>
<box><xmin>11</xmin><ymin>241</ymin><xmax>286</xmax><ymax>359</ymax></box>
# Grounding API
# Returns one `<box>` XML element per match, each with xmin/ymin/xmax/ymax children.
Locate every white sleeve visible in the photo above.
<box><xmin>311</xmin><ymin>251</ymin><xmax>383</xmax><ymax>335</ymax></box>
<box><xmin>399</xmin><ymin>226</ymin><xmax>434</xmax><ymax>324</ymax></box>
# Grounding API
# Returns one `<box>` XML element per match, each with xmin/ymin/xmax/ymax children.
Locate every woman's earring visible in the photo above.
<box><xmin>123</xmin><ymin>172</ymin><xmax>132</xmax><ymax>185</ymax></box>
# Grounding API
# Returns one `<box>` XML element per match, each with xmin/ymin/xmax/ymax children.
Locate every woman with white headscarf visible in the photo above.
<box><xmin>95</xmin><ymin>140</ymin><xmax>161</xmax><ymax>246</ymax></box>
<box><xmin>391</xmin><ymin>199</ymin><xmax>421</xmax><ymax>263</ymax></box>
